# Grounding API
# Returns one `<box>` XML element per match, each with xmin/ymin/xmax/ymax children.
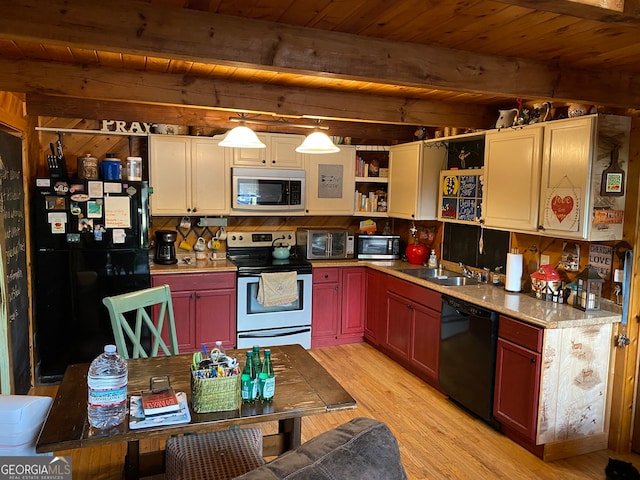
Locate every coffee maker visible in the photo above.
<box><xmin>154</xmin><ymin>230</ymin><xmax>178</xmax><ymax>264</ymax></box>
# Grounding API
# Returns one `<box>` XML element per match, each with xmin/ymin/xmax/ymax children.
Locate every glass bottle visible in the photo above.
<box><xmin>241</xmin><ymin>351</ymin><xmax>255</xmax><ymax>404</ymax></box>
<box><xmin>251</xmin><ymin>346</ymin><xmax>262</xmax><ymax>400</ymax></box>
<box><xmin>259</xmin><ymin>349</ymin><xmax>275</xmax><ymax>402</ymax></box>
<box><xmin>252</xmin><ymin>345</ymin><xmax>262</xmax><ymax>372</ymax></box>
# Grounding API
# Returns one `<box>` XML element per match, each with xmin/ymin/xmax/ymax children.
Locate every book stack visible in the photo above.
<box><xmin>129</xmin><ymin>391</ymin><xmax>191</xmax><ymax>430</ymax></box>
<box><xmin>355</xmin><ymin>191</ymin><xmax>384</xmax><ymax>212</ymax></box>
<box><xmin>141</xmin><ymin>388</ymin><xmax>180</xmax><ymax>416</ymax></box>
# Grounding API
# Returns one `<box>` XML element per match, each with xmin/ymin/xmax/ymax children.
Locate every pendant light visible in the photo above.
<box><xmin>296</xmin><ymin>131</ymin><xmax>340</xmax><ymax>154</ymax></box>
<box><xmin>219</xmin><ymin>116</ymin><xmax>266</xmax><ymax>149</ymax></box>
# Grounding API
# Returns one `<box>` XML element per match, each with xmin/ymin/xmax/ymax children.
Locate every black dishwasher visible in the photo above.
<box><xmin>439</xmin><ymin>295</ymin><xmax>500</xmax><ymax>428</ymax></box>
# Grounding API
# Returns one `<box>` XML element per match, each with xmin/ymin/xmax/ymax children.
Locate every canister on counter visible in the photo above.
<box><xmin>77</xmin><ymin>153</ymin><xmax>99</xmax><ymax>179</ymax></box>
<box><xmin>125</xmin><ymin>157</ymin><xmax>142</xmax><ymax>181</ymax></box>
<box><xmin>100</xmin><ymin>153</ymin><xmax>122</xmax><ymax>180</ymax></box>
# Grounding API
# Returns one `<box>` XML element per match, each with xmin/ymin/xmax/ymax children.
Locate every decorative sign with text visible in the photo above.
<box><xmin>100</xmin><ymin>120</ymin><xmax>152</xmax><ymax>134</ymax></box>
<box><xmin>589</xmin><ymin>244</ymin><xmax>613</xmax><ymax>279</ymax></box>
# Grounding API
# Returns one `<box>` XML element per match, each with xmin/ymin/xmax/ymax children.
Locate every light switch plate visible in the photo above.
<box><xmin>540</xmin><ymin>254</ymin><xmax>550</xmax><ymax>266</ymax></box>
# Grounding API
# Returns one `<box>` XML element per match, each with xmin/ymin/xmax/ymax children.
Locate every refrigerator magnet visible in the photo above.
<box><xmin>79</xmin><ymin>218</ymin><xmax>94</xmax><ymax>232</ymax></box>
<box><xmin>88</xmin><ymin>181</ymin><xmax>103</xmax><ymax>198</ymax></box>
<box><xmin>70</xmin><ymin>203</ymin><xmax>82</xmax><ymax>215</ymax></box>
<box><xmin>87</xmin><ymin>200</ymin><xmax>102</xmax><ymax>218</ymax></box>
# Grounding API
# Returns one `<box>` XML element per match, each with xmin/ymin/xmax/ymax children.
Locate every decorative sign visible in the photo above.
<box><xmin>543</xmin><ymin>188</ymin><xmax>580</xmax><ymax>232</ymax></box>
<box><xmin>593</xmin><ymin>209</ymin><xmax>624</xmax><ymax>225</ymax></box>
<box><xmin>318</xmin><ymin>164</ymin><xmax>343</xmax><ymax>198</ymax></box>
<box><xmin>101</xmin><ymin>120</ymin><xmax>152</xmax><ymax>134</ymax></box>
<box><xmin>589</xmin><ymin>244</ymin><xmax>613</xmax><ymax>279</ymax></box>
<box><xmin>439</xmin><ymin>169</ymin><xmax>483</xmax><ymax>223</ymax></box>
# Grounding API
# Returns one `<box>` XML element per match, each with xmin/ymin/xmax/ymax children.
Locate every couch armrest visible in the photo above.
<box><xmin>234</xmin><ymin>417</ymin><xmax>407</xmax><ymax>480</ymax></box>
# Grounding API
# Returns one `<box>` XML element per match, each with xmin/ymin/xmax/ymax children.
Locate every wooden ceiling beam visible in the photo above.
<box><xmin>1</xmin><ymin>0</ymin><xmax>638</xmax><ymax>107</ymax></box>
<box><xmin>25</xmin><ymin>93</ymin><xmax>420</xmax><ymax>142</ymax></box>
<box><xmin>0</xmin><ymin>57</ymin><xmax>496</xmax><ymax>129</ymax></box>
<box><xmin>494</xmin><ymin>0</ymin><xmax>640</xmax><ymax>25</ymax></box>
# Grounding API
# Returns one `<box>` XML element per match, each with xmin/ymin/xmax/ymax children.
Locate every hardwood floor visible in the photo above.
<box><xmin>32</xmin><ymin>342</ymin><xmax>640</xmax><ymax>479</ymax></box>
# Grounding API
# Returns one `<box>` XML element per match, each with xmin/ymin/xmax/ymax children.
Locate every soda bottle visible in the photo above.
<box><xmin>241</xmin><ymin>351</ymin><xmax>255</xmax><ymax>404</ymax></box>
<box><xmin>259</xmin><ymin>348</ymin><xmax>275</xmax><ymax>402</ymax></box>
<box><xmin>87</xmin><ymin>345</ymin><xmax>128</xmax><ymax>428</ymax></box>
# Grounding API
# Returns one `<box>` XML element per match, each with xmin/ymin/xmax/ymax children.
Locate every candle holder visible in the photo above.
<box><xmin>573</xmin><ymin>265</ymin><xmax>603</xmax><ymax>311</ymax></box>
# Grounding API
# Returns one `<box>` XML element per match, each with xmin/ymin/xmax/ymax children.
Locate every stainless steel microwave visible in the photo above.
<box><xmin>296</xmin><ymin>229</ymin><xmax>355</xmax><ymax>260</ymax></box>
<box><xmin>232</xmin><ymin>167</ymin><xmax>305</xmax><ymax>211</ymax></box>
<box><xmin>356</xmin><ymin>234</ymin><xmax>401</xmax><ymax>260</ymax></box>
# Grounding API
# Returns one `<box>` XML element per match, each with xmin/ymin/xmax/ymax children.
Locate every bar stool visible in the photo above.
<box><xmin>165</xmin><ymin>427</ymin><xmax>266</xmax><ymax>480</ymax></box>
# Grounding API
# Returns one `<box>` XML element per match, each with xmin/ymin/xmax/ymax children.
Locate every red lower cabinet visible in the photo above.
<box><xmin>493</xmin><ymin>315</ymin><xmax>543</xmax><ymax>450</ymax></box>
<box><xmin>311</xmin><ymin>267</ymin><xmax>365</xmax><ymax>347</ymax></box>
<box><xmin>152</xmin><ymin>272</ymin><xmax>236</xmax><ymax>353</ymax></box>
<box><xmin>382</xmin><ymin>274</ymin><xmax>441</xmax><ymax>386</ymax></box>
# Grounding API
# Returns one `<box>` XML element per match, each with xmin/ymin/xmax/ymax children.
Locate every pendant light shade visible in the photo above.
<box><xmin>219</xmin><ymin>123</ymin><xmax>266</xmax><ymax>148</ymax></box>
<box><xmin>296</xmin><ymin>131</ymin><xmax>340</xmax><ymax>154</ymax></box>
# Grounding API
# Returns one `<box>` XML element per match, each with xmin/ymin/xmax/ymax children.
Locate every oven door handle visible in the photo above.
<box><xmin>238</xmin><ymin>328</ymin><xmax>310</xmax><ymax>339</ymax></box>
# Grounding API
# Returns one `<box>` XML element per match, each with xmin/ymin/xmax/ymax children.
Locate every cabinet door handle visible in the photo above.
<box><xmin>196</xmin><ymin>294</ymin><xmax>201</xmax><ymax>299</ymax></box>
<box><xmin>261</xmin><ymin>159</ymin><xmax>266</xmax><ymax>164</ymax></box>
<box><xmin>530</xmin><ymin>357</ymin><xmax>536</xmax><ymax>363</ymax></box>
<box><xmin>406</xmin><ymin>304</ymin><xmax>413</xmax><ymax>310</ymax></box>
<box><xmin>271</xmin><ymin>160</ymin><xmax>276</xmax><ymax>164</ymax></box>
<box><xmin>334</xmin><ymin>286</ymin><xmax>339</xmax><ymax>292</ymax></box>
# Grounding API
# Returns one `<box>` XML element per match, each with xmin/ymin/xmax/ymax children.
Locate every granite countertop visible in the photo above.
<box><xmin>150</xmin><ymin>252</ymin><xmax>237</xmax><ymax>274</ymax></box>
<box><xmin>312</xmin><ymin>259</ymin><xmax>622</xmax><ymax>329</ymax></box>
<box><xmin>151</xmin><ymin>255</ymin><xmax>621</xmax><ymax>329</ymax></box>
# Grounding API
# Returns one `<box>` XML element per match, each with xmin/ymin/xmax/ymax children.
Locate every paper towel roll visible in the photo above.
<box><xmin>505</xmin><ymin>253</ymin><xmax>523</xmax><ymax>292</ymax></box>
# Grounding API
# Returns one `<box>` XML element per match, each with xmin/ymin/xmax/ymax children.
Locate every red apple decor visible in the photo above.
<box><xmin>406</xmin><ymin>240</ymin><xmax>428</xmax><ymax>265</ymax></box>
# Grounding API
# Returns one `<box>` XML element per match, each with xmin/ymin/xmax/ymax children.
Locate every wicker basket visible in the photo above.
<box><xmin>190</xmin><ymin>368</ymin><xmax>241</xmax><ymax>413</ymax></box>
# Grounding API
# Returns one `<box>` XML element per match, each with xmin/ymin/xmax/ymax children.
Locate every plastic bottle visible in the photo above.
<box><xmin>428</xmin><ymin>249</ymin><xmax>438</xmax><ymax>268</ymax></box>
<box><xmin>213</xmin><ymin>340</ymin><xmax>226</xmax><ymax>361</ymax></box>
<box><xmin>259</xmin><ymin>349</ymin><xmax>275</xmax><ymax>402</ymax></box>
<box><xmin>87</xmin><ymin>345</ymin><xmax>128</xmax><ymax>429</ymax></box>
<box><xmin>241</xmin><ymin>351</ymin><xmax>256</xmax><ymax>404</ymax></box>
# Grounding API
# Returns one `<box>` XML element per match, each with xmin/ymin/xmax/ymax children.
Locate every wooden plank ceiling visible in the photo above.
<box><xmin>0</xmin><ymin>0</ymin><xmax>639</xmax><ymax>138</ymax></box>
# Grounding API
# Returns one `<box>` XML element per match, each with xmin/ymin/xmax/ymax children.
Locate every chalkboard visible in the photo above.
<box><xmin>442</xmin><ymin>223</ymin><xmax>510</xmax><ymax>271</ymax></box>
<box><xmin>0</xmin><ymin>130</ymin><xmax>30</xmax><ymax>394</ymax></box>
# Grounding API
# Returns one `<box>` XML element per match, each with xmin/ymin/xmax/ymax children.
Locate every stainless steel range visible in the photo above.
<box><xmin>227</xmin><ymin>230</ymin><xmax>312</xmax><ymax>349</ymax></box>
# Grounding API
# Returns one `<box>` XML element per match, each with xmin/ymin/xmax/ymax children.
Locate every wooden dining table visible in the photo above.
<box><xmin>36</xmin><ymin>344</ymin><xmax>356</xmax><ymax>479</ymax></box>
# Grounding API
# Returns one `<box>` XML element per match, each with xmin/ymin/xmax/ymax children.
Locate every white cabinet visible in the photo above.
<box><xmin>304</xmin><ymin>146</ymin><xmax>356</xmax><ymax>215</ymax></box>
<box><xmin>387</xmin><ymin>140</ymin><xmax>445</xmax><ymax>220</ymax></box>
<box><xmin>482</xmin><ymin>114</ymin><xmax>630</xmax><ymax>241</ymax></box>
<box><xmin>483</xmin><ymin>125</ymin><xmax>544</xmax><ymax>231</ymax></box>
<box><xmin>231</xmin><ymin>133</ymin><xmax>305</xmax><ymax>168</ymax></box>
<box><xmin>149</xmin><ymin>135</ymin><xmax>230</xmax><ymax>216</ymax></box>
<box><xmin>538</xmin><ymin>114</ymin><xmax>630</xmax><ymax>241</ymax></box>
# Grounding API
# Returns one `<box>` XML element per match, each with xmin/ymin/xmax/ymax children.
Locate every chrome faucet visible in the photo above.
<box><xmin>459</xmin><ymin>262</ymin><xmax>473</xmax><ymax>278</ymax></box>
<box><xmin>476</xmin><ymin>268</ymin><xmax>490</xmax><ymax>284</ymax></box>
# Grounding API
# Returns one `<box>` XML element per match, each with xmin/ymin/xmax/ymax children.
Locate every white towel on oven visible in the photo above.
<box><xmin>257</xmin><ymin>271</ymin><xmax>298</xmax><ymax>307</ymax></box>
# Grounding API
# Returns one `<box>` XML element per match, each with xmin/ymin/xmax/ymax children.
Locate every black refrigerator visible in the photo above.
<box><xmin>32</xmin><ymin>178</ymin><xmax>151</xmax><ymax>382</ymax></box>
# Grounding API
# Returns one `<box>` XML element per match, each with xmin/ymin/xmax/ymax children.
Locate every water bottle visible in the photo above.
<box><xmin>259</xmin><ymin>349</ymin><xmax>275</xmax><ymax>403</ymax></box>
<box><xmin>87</xmin><ymin>344</ymin><xmax>128</xmax><ymax>429</ymax></box>
<box><xmin>213</xmin><ymin>340</ymin><xmax>226</xmax><ymax>361</ymax></box>
<box><xmin>241</xmin><ymin>351</ymin><xmax>256</xmax><ymax>404</ymax></box>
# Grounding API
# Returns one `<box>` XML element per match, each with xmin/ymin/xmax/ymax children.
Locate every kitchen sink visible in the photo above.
<box><xmin>429</xmin><ymin>276</ymin><xmax>479</xmax><ymax>286</ymax></box>
<box><xmin>396</xmin><ymin>267</ymin><xmax>459</xmax><ymax>279</ymax></box>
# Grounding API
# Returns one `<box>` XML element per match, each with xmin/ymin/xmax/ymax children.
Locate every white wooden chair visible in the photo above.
<box><xmin>102</xmin><ymin>284</ymin><xmax>179</xmax><ymax>359</ymax></box>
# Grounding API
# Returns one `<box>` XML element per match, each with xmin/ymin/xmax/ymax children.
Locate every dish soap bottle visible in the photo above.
<box><xmin>428</xmin><ymin>249</ymin><xmax>438</xmax><ymax>268</ymax></box>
